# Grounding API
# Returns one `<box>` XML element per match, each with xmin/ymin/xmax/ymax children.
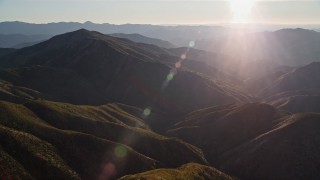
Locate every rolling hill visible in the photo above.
<box><xmin>0</xmin><ymin>99</ymin><xmax>208</xmax><ymax>179</ymax></box>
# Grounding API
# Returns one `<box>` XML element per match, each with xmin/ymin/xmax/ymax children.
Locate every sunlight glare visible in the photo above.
<box><xmin>230</xmin><ymin>0</ymin><xmax>255</xmax><ymax>23</ymax></box>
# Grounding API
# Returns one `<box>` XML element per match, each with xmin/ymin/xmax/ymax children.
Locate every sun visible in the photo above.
<box><xmin>230</xmin><ymin>0</ymin><xmax>255</xmax><ymax>23</ymax></box>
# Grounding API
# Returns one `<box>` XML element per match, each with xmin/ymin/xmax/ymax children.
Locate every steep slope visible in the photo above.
<box><xmin>167</xmin><ymin>103</ymin><xmax>287</xmax><ymax>164</ymax></box>
<box><xmin>269</xmin><ymin>95</ymin><xmax>320</xmax><ymax>113</ymax></box>
<box><xmin>216</xmin><ymin>113</ymin><xmax>320</xmax><ymax>180</ymax></box>
<box><xmin>120</xmin><ymin>163</ymin><xmax>235</xmax><ymax>180</ymax></box>
<box><xmin>260</xmin><ymin>62</ymin><xmax>320</xmax><ymax>97</ymax></box>
<box><xmin>167</xmin><ymin>103</ymin><xmax>320</xmax><ymax>179</ymax></box>
<box><xmin>0</xmin><ymin>29</ymin><xmax>250</xmax><ymax>113</ymax></box>
<box><xmin>0</xmin><ymin>99</ymin><xmax>208</xmax><ymax>179</ymax></box>
<box><xmin>110</xmin><ymin>33</ymin><xmax>175</xmax><ymax>48</ymax></box>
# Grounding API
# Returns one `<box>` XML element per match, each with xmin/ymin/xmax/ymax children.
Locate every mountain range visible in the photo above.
<box><xmin>0</xmin><ymin>28</ymin><xmax>320</xmax><ymax>179</ymax></box>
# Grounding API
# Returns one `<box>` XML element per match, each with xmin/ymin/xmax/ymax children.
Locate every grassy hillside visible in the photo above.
<box><xmin>0</xmin><ymin>99</ymin><xmax>208</xmax><ymax>179</ymax></box>
<box><xmin>120</xmin><ymin>163</ymin><xmax>235</xmax><ymax>180</ymax></box>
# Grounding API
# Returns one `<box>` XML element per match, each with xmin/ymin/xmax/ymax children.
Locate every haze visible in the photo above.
<box><xmin>1</xmin><ymin>0</ymin><xmax>320</xmax><ymax>25</ymax></box>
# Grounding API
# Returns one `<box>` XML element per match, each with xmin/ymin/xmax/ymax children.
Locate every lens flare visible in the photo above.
<box><xmin>99</xmin><ymin>163</ymin><xmax>116</xmax><ymax>180</ymax></box>
<box><xmin>181</xmin><ymin>54</ymin><xmax>187</xmax><ymax>60</ymax></box>
<box><xmin>114</xmin><ymin>145</ymin><xmax>127</xmax><ymax>158</ymax></box>
<box><xmin>143</xmin><ymin>107</ymin><xmax>152</xmax><ymax>117</ymax></box>
<box><xmin>189</xmin><ymin>41</ymin><xmax>195</xmax><ymax>48</ymax></box>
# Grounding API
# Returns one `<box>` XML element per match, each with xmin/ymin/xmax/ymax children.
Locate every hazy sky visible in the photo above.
<box><xmin>1</xmin><ymin>0</ymin><xmax>320</xmax><ymax>25</ymax></box>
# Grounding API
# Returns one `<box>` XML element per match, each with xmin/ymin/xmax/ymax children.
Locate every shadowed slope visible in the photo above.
<box><xmin>167</xmin><ymin>103</ymin><xmax>286</xmax><ymax>164</ymax></box>
<box><xmin>260</xmin><ymin>62</ymin><xmax>320</xmax><ymax>97</ymax></box>
<box><xmin>216</xmin><ymin>113</ymin><xmax>320</xmax><ymax>180</ymax></box>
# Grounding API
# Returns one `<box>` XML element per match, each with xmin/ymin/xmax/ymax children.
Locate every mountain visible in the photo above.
<box><xmin>194</xmin><ymin>28</ymin><xmax>320</xmax><ymax>66</ymax></box>
<box><xmin>0</xmin><ymin>21</ymin><xmax>227</xmax><ymax>46</ymax></box>
<box><xmin>0</xmin><ymin>29</ymin><xmax>250</xmax><ymax>114</ymax></box>
<box><xmin>120</xmin><ymin>163</ymin><xmax>235</xmax><ymax>180</ymax></box>
<box><xmin>167</xmin><ymin>103</ymin><xmax>320</xmax><ymax>179</ymax></box>
<box><xmin>110</xmin><ymin>33</ymin><xmax>175</xmax><ymax>48</ymax></box>
<box><xmin>1</xmin><ymin>27</ymin><xmax>320</xmax><ymax>180</ymax></box>
<box><xmin>0</xmin><ymin>34</ymin><xmax>50</xmax><ymax>48</ymax></box>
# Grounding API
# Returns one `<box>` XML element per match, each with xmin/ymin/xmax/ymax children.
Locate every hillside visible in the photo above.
<box><xmin>167</xmin><ymin>103</ymin><xmax>287</xmax><ymax>164</ymax></box>
<box><xmin>120</xmin><ymin>163</ymin><xmax>235</xmax><ymax>180</ymax></box>
<box><xmin>0</xmin><ymin>99</ymin><xmax>208</xmax><ymax>179</ymax></box>
<box><xmin>216</xmin><ymin>113</ymin><xmax>320</xmax><ymax>180</ymax></box>
<box><xmin>260</xmin><ymin>62</ymin><xmax>320</xmax><ymax>97</ymax></box>
<box><xmin>167</xmin><ymin>104</ymin><xmax>320</xmax><ymax>179</ymax></box>
<box><xmin>269</xmin><ymin>95</ymin><xmax>320</xmax><ymax>113</ymax></box>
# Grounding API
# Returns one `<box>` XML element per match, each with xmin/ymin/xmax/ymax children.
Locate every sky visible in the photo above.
<box><xmin>1</xmin><ymin>0</ymin><xmax>320</xmax><ymax>25</ymax></box>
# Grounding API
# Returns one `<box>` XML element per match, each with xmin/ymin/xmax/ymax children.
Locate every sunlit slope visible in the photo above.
<box><xmin>0</xmin><ymin>100</ymin><xmax>208</xmax><ymax>179</ymax></box>
<box><xmin>0</xmin><ymin>29</ymin><xmax>250</xmax><ymax>113</ymax></box>
<box><xmin>120</xmin><ymin>163</ymin><xmax>235</xmax><ymax>180</ymax></box>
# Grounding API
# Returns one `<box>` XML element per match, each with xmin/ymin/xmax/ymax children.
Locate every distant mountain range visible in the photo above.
<box><xmin>1</xmin><ymin>28</ymin><xmax>320</xmax><ymax>179</ymax></box>
<box><xmin>0</xmin><ymin>21</ymin><xmax>226</xmax><ymax>46</ymax></box>
<box><xmin>0</xmin><ymin>34</ymin><xmax>50</xmax><ymax>48</ymax></box>
<box><xmin>194</xmin><ymin>28</ymin><xmax>320</xmax><ymax>66</ymax></box>
<box><xmin>1</xmin><ymin>22</ymin><xmax>320</xmax><ymax>66</ymax></box>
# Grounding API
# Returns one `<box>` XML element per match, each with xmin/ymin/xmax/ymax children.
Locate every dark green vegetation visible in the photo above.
<box><xmin>0</xmin><ymin>29</ymin><xmax>320</xmax><ymax>180</ymax></box>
